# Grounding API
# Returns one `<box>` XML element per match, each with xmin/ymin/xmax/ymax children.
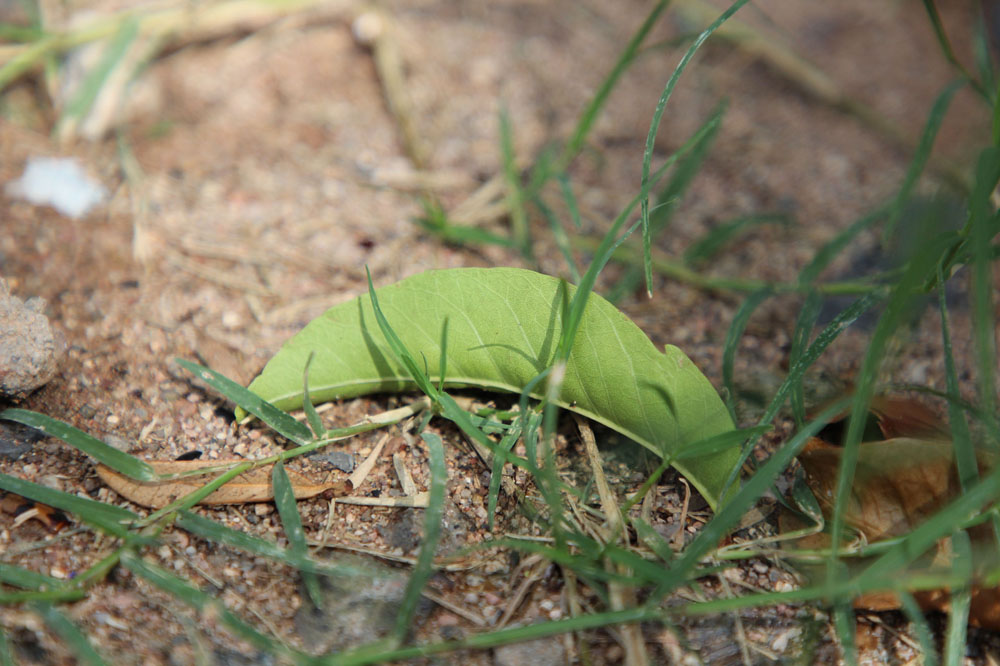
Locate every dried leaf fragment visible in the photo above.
<box><xmin>97</xmin><ymin>460</ymin><xmax>352</xmax><ymax>509</ymax></box>
<box><xmin>797</xmin><ymin>436</ymin><xmax>963</xmax><ymax>541</ymax></box>
<box><xmin>1</xmin><ymin>492</ymin><xmax>70</xmax><ymax>531</ymax></box>
<box><xmin>788</xmin><ymin>395</ymin><xmax>1000</xmax><ymax>628</ymax></box>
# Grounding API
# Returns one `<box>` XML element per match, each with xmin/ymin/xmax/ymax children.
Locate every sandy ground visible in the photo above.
<box><xmin>1</xmin><ymin>0</ymin><xmax>997</xmax><ymax>663</ymax></box>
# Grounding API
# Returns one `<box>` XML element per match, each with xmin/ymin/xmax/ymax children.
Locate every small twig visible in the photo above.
<box><xmin>716</xmin><ymin>571</ymin><xmax>753</xmax><ymax>666</ymax></box>
<box><xmin>348</xmin><ymin>432</ymin><xmax>389</xmax><ymax>488</ymax></box>
<box><xmin>576</xmin><ymin>415</ymin><xmax>649</xmax><ymax>666</ymax></box>
<box><xmin>354</xmin><ymin>7</ymin><xmax>429</xmax><ymax>170</ymax></box>
<box><xmin>393</xmin><ymin>452</ymin><xmax>418</xmax><ymax>496</ymax></box>
<box><xmin>420</xmin><ymin>589</ymin><xmax>488</xmax><ymax>627</ymax></box>
<box><xmin>166</xmin><ymin>251</ymin><xmax>272</xmax><ymax>296</ymax></box>
<box><xmin>0</xmin><ymin>0</ymin><xmax>351</xmax><ymax>91</ymax></box>
<box><xmin>312</xmin><ymin>497</ymin><xmax>337</xmax><ymax>555</ymax></box>
<box><xmin>673</xmin><ymin>478</ymin><xmax>691</xmax><ymax>551</ymax></box>
<box><xmin>307</xmin><ymin>538</ymin><xmax>479</xmax><ymax>571</ymax></box>
<box><xmin>497</xmin><ymin>555</ymin><xmax>547</xmax><ymax>629</ymax></box>
<box><xmin>336</xmin><ymin>492</ymin><xmax>429</xmax><ymax>508</ymax></box>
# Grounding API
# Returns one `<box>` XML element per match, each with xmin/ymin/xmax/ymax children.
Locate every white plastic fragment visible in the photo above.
<box><xmin>5</xmin><ymin>156</ymin><xmax>108</xmax><ymax>219</ymax></box>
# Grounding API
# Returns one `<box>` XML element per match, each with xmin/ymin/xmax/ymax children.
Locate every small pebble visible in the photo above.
<box><xmin>0</xmin><ymin>280</ymin><xmax>60</xmax><ymax>400</ymax></box>
<box><xmin>352</xmin><ymin>11</ymin><xmax>383</xmax><ymax>45</ymax></box>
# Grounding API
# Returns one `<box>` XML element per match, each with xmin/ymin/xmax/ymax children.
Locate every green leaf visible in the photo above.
<box><xmin>243</xmin><ymin>267</ymin><xmax>737</xmax><ymax>509</ymax></box>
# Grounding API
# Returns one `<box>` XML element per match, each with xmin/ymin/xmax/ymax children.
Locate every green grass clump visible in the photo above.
<box><xmin>2</xmin><ymin>0</ymin><xmax>999</xmax><ymax>662</ymax></box>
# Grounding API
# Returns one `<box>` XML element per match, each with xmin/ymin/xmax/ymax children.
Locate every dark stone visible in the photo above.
<box><xmin>0</xmin><ymin>419</ymin><xmax>45</xmax><ymax>461</ymax></box>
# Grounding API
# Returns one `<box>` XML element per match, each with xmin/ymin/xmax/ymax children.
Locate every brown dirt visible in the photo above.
<box><xmin>1</xmin><ymin>0</ymin><xmax>997</xmax><ymax>663</ymax></box>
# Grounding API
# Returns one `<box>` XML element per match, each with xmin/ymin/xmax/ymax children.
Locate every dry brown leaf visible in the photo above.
<box><xmin>1</xmin><ymin>492</ymin><xmax>71</xmax><ymax>531</ymax></box>
<box><xmin>97</xmin><ymin>460</ymin><xmax>352</xmax><ymax>509</ymax></box>
<box><xmin>798</xmin><ymin>436</ymin><xmax>962</xmax><ymax>542</ymax></box>
<box><xmin>787</xmin><ymin>395</ymin><xmax>1000</xmax><ymax>628</ymax></box>
<box><xmin>867</xmin><ymin>395</ymin><xmax>952</xmax><ymax>441</ymax></box>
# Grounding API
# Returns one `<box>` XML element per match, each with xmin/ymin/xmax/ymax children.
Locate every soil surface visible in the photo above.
<box><xmin>1</xmin><ymin>0</ymin><xmax>997</xmax><ymax>663</ymax></box>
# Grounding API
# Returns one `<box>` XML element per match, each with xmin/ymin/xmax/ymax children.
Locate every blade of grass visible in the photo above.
<box><xmin>973</xmin><ymin>15</ymin><xmax>996</xmax><ymax>102</ymax></box>
<box><xmin>416</xmin><ymin>200</ymin><xmax>515</xmax><ymax>248</ymax></box>
<box><xmin>331</xmin><ymin>606</ymin><xmax>664</xmax><ymax>665</ymax></box>
<box><xmin>827</xmin><ymin>234</ymin><xmax>950</xmax><ymax>584</ymax></box>
<box><xmin>788</xmin><ymin>291</ymin><xmax>823</xmax><ymax>426</ymax></box>
<box><xmin>721</xmin><ymin>288</ymin><xmax>772</xmax><ymax>421</ymax></box>
<box><xmin>486</xmin><ymin>418</ymin><xmax>523</xmax><ymax>531</ymax></box>
<box><xmin>919</xmin><ymin>0</ymin><xmax>987</xmax><ymax>100</ymax></box>
<box><xmin>674</xmin><ymin>398</ymin><xmax>851</xmax><ymax>583</ymax></box>
<box><xmin>558</xmin><ymin>103</ymin><xmax>728</xmax><ymax>358</ymax></box>
<box><xmin>718</xmin><ymin>291</ymin><xmax>882</xmax><ymax>500</ymax></box>
<box><xmin>943</xmin><ymin>531</ymin><xmax>972</xmax><ymax>666</ymax></box>
<box><xmin>0</xmin><ymin>408</ymin><xmax>155</xmax><ymax>481</ymax></box>
<box><xmin>798</xmin><ymin>204</ymin><xmax>889</xmax><ymax>286</ymax></box>
<box><xmin>630</xmin><ymin>517</ymin><xmax>675</xmax><ymax>562</ymax></box>
<box><xmin>437</xmin><ymin>318</ymin><xmax>449</xmax><ymax>394</ymax></box>
<box><xmin>556</xmin><ymin>173</ymin><xmax>582</xmax><ymax>231</ymax></box>
<box><xmin>59</xmin><ymin>16</ymin><xmax>139</xmax><ymax>127</ymax></box>
<box><xmin>883</xmin><ymin>79</ymin><xmax>965</xmax><ymax>242</ymax></box>
<box><xmin>176</xmin><ymin>511</ymin><xmax>373</xmax><ymax>578</ymax></box>
<box><xmin>34</xmin><ymin>603</ymin><xmax>107</xmax><ymax>666</ymax></box>
<box><xmin>499</xmin><ymin>106</ymin><xmax>531</xmax><ymax>259</ymax></box>
<box><xmin>640</xmin><ymin>0</ymin><xmax>751</xmax><ymax>295</ymax></box>
<box><xmin>968</xmin><ymin>147</ymin><xmax>1000</xmax><ymax>445</ymax></box>
<box><xmin>121</xmin><ymin>550</ymin><xmax>297</xmax><ymax>657</ymax></box>
<box><xmin>610</xmin><ymin>100</ymin><xmax>725</xmax><ymax>301</ymax></box>
<box><xmin>365</xmin><ymin>267</ymin><xmax>530</xmax><ymax>478</ymax></box>
<box><xmin>393</xmin><ymin>432</ymin><xmax>447</xmax><ymax>643</ymax></box>
<box><xmin>272</xmin><ymin>461</ymin><xmax>322</xmax><ymax>608</ymax></box>
<box><xmin>301</xmin><ymin>352</ymin><xmax>326</xmax><ymax>439</ymax></box>
<box><xmin>365</xmin><ymin>268</ymin><xmax>439</xmax><ymax>400</ymax></box>
<box><xmin>938</xmin><ymin>267</ymin><xmax>977</xmax><ymax>488</ymax></box>
<box><xmin>0</xmin><ymin>473</ymin><xmax>136</xmax><ymax>537</ymax></box>
<box><xmin>831</xmin><ymin>602</ymin><xmax>858</xmax><ymax>666</ymax></box>
<box><xmin>555</xmin><ymin>0</ymin><xmax>670</xmax><ymax>172</ymax></box>
<box><xmin>532</xmin><ymin>193</ymin><xmax>581</xmax><ymax>282</ymax></box>
<box><xmin>177</xmin><ymin>358</ymin><xmax>313</xmax><ymax>444</ymax></box>
<box><xmin>673</xmin><ymin>425</ymin><xmax>772</xmax><ymax>461</ymax></box>
<box><xmin>0</xmin><ymin>564</ymin><xmax>63</xmax><ymax>591</ymax></box>
<box><xmin>0</xmin><ymin>627</ymin><xmax>12</xmax><ymax>666</ymax></box>
<box><xmin>898</xmin><ymin>592</ymin><xmax>938</xmax><ymax>666</ymax></box>
<box><xmin>136</xmin><ymin>460</ymin><xmax>254</xmax><ymax>526</ymax></box>
<box><xmin>683</xmin><ymin>213</ymin><xmax>789</xmax><ymax>267</ymax></box>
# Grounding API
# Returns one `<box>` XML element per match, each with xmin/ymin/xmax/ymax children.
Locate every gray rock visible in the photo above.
<box><xmin>0</xmin><ymin>279</ymin><xmax>60</xmax><ymax>400</ymax></box>
<box><xmin>0</xmin><ymin>420</ymin><xmax>45</xmax><ymax>460</ymax></box>
<box><xmin>293</xmin><ymin>554</ymin><xmax>433</xmax><ymax>652</ymax></box>
<box><xmin>494</xmin><ymin>634</ymin><xmax>567</xmax><ymax>666</ymax></box>
<box><xmin>310</xmin><ymin>450</ymin><xmax>355</xmax><ymax>473</ymax></box>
